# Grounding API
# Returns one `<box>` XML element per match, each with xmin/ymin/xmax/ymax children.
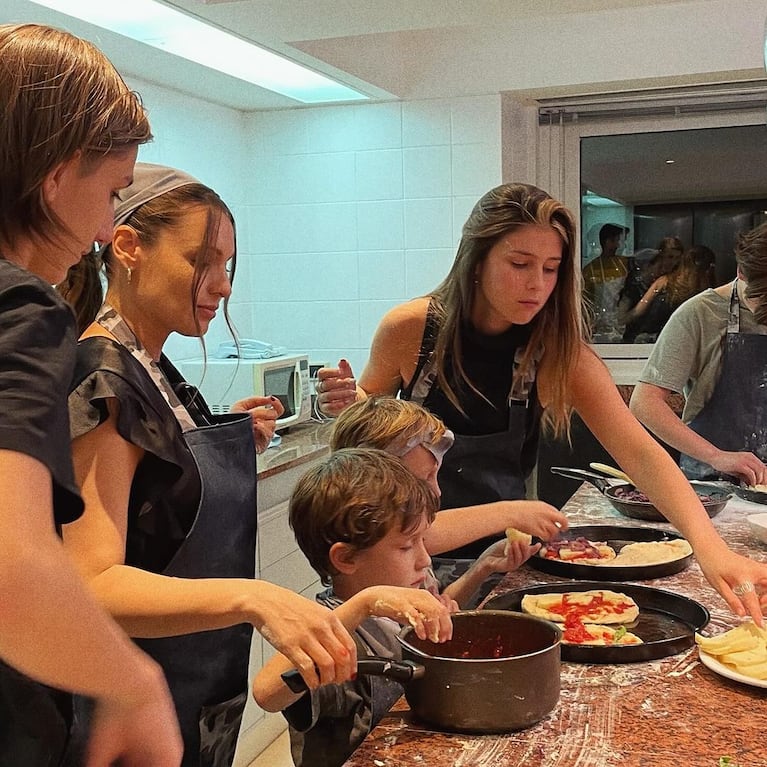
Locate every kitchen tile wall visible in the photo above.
<box><xmin>125</xmin><ymin>76</ymin><xmax>502</xmax><ymax>375</ymax></box>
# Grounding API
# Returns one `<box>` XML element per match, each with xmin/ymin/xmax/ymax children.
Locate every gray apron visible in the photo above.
<box><xmin>136</xmin><ymin>410</ymin><xmax>257</xmax><ymax>767</ymax></box>
<box><xmin>680</xmin><ymin>280</ymin><xmax>767</xmax><ymax>480</ymax></box>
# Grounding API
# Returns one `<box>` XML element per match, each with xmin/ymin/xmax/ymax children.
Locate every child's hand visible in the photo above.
<box><xmin>506</xmin><ymin>501</ymin><xmax>568</xmax><ymax>540</ymax></box>
<box><xmin>477</xmin><ymin>538</ymin><xmax>541</xmax><ymax>576</ymax></box>
<box><xmin>363</xmin><ymin>586</ymin><xmax>453</xmax><ymax>643</ymax></box>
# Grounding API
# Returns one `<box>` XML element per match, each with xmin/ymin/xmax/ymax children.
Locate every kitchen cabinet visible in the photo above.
<box><xmin>232</xmin><ymin>424</ymin><xmax>331</xmax><ymax>767</ymax></box>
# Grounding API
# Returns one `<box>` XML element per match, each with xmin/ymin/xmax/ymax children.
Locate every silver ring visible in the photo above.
<box><xmin>732</xmin><ymin>581</ymin><xmax>755</xmax><ymax>597</ymax></box>
<box><xmin>316</xmin><ymin>380</ymin><xmax>324</xmax><ymax>394</ymax></box>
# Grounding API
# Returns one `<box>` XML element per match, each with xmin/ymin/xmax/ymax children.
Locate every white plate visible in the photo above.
<box><xmin>698</xmin><ymin>649</ymin><xmax>767</xmax><ymax>689</ymax></box>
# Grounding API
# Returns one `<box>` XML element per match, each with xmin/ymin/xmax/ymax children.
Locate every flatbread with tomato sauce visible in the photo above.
<box><xmin>521</xmin><ymin>589</ymin><xmax>639</xmax><ymax>625</ymax></box>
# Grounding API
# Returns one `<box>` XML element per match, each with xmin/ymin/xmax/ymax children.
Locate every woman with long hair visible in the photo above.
<box><xmin>317</xmin><ymin>183</ymin><xmax>767</xmax><ymax>623</ymax></box>
<box><xmin>61</xmin><ymin>164</ymin><xmax>358</xmax><ymax>766</ymax></box>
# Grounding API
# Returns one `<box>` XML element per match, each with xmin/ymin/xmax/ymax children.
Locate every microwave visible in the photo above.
<box><xmin>174</xmin><ymin>353</ymin><xmax>312</xmax><ymax>429</ymax></box>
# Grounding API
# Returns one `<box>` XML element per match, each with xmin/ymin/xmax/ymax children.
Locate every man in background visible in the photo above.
<box><xmin>582</xmin><ymin>223</ymin><xmax>630</xmax><ymax>341</ymax></box>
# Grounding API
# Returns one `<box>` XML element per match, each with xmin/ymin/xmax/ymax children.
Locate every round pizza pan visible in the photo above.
<box><xmin>529</xmin><ymin>525</ymin><xmax>693</xmax><ymax>581</ymax></box>
<box><xmin>484</xmin><ymin>580</ymin><xmax>709</xmax><ymax>663</ymax></box>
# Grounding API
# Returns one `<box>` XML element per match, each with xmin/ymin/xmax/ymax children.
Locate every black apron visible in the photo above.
<box><xmin>0</xmin><ymin>664</ymin><xmax>72</xmax><ymax>767</ymax></box>
<box><xmin>65</xmin><ymin>362</ymin><xmax>257</xmax><ymax>767</ymax></box>
<box><xmin>136</xmin><ymin>411</ymin><xmax>257</xmax><ymax>767</ymax></box>
<box><xmin>680</xmin><ymin>280</ymin><xmax>767</xmax><ymax>480</ymax></box>
<box><xmin>405</xmin><ymin>305</ymin><xmax>541</xmax><ymax>561</ymax></box>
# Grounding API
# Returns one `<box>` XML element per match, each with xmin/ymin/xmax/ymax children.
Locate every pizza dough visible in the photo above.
<box><xmin>540</xmin><ymin>537</ymin><xmax>691</xmax><ymax>567</ymax></box>
<box><xmin>521</xmin><ymin>589</ymin><xmax>639</xmax><ymax>624</ymax></box>
<box><xmin>601</xmin><ymin>539</ymin><xmax>693</xmax><ymax>567</ymax></box>
<box><xmin>505</xmin><ymin>527</ymin><xmax>532</xmax><ymax>546</ymax></box>
<box><xmin>562</xmin><ymin>622</ymin><xmax>643</xmax><ymax>646</ymax></box>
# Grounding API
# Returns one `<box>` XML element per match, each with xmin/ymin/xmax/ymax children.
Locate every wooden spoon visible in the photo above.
<box><xmin>589</xmin><ymin>462</ymin><xmax>635</xmax><ymax>486</ymax></box>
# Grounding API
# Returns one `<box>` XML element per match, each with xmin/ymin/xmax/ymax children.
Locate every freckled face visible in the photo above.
<box><xmin>472</xmin><ymin>225</ymin><xmax>564</xmax><ymax>334</ymax></box>
<box><xmin>347</xmin><ymin>515</ymin><xmax>432</xmax><ymax>591</ymax></box>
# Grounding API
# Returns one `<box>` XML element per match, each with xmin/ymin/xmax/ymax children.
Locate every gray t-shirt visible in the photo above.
<box><xmin>638</xmin><ymin>284</ymin><xmax>766</xmax><ymax>423</ymax></box>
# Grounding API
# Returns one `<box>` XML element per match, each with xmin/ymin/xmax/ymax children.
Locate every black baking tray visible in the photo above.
<box><xmin>529</xmin><ymin>525</ymin><xmax>693</xmax><ymax>581</ymax></box>
<box><xmin>485</xmin><ymin>580</ymin><xmax>709</xmax><ymax>663</ymax></box>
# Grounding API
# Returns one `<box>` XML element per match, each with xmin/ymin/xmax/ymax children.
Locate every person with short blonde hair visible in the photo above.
<box><xmin>331</xmin><ymin>396</ymin><xmax>564</xmax><ymax>606</ymax></box>
<box><xmin>0</xmin><ymin>22</ymin><xmax>181</xmax><ymax>766</ymax></box>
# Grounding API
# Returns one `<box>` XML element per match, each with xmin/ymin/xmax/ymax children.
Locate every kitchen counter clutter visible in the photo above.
<box><xmin>256</xmin><ymin>420</ymin><xmax>333</xmax><ymax>481</ymax></box>
<box><xmin>343</xmin><ymin>483</ymin><xmax>767</xmax><ymax>767</ymax></box>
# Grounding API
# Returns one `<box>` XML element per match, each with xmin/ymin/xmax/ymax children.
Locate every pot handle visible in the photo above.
<box><xmin>281</xmin><ymin>657</ymin><xmax>425</xmax><ymax>694</ymax></box>
<box><xmin>550</xmin><ymin>466</ymin><xmax>611</xmax><ymax>494</ymax></box>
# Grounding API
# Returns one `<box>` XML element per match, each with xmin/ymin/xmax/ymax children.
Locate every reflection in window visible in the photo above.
<box><xmin>580</xmin><ymin>125</ymin><xmax>767</xmax><ymax>343</ymax></box>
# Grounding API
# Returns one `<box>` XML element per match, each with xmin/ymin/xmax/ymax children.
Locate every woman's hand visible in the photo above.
<box><xmin>316</xmin><ymin>359</ymin><xmax>359</xmax><ymax>417</ymax></box>
<box><xmin>694</xmin><ymin>546</ymin><xmax>767</xmax><ymax>626</ymax></box>
<box><xmin>231</xmin><ymin>395</ymin><xmax>285</xmax><ymax>454</ymax></box>
<box><xmin>253</xmin><ymin>585</ymin><xmax>358</xmax><ymax>690</ymax></box>
<box><xmin>360</xmin><ymin>585</ymin><xmax>454</xmax><ymax>643</ymax></box>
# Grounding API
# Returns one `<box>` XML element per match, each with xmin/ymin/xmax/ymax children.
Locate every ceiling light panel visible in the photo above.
<box><xmin>28</xmin><ymin>0</ymin><xmax>369</xmax><ymax>103</ymax></box>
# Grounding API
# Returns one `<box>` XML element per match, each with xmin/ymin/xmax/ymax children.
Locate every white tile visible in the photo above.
<box><xmin>451</xmin><ymin>143</ymin><xmax>502</xmax><ymax>197</ymax></box>
<box><xmin>405</xmin><ymin>248</ymin><xmax>455</xmax><ymax>295</ymax></box>
<box><xmin>247</xmin><ymin>111</ymin><xmax>309</xmax><ymax>156</ymax></box>
<box><xmin>246</xmin><ymin>252</ymin><xmax>358</xmax><ymax>302</ymax></box>
<box><xmin>359</xmin><ymin>300</ymin><xmax>400</xmax><ymax>351</ymax></box>
<box><xmin>358</xmin><ymin>250</ymin><xmax>406</xmax><ymax>299</ymax></box>
<box><xmin>306</xmin><ymin>203</ymin><xmax>358</xmax><ymax>252</ymax></box>
<box><xmin>404</xmin><ymin>197</ymin><xmax>453</xmax><ymax>249</ymax></box>
<box><xmin>354</xmin><ymin>150</ymin><xmax>403</xmax><ymax>200</ymax></box>
<box><xmin>402</xmin><ymin>99</ymin><xmax>452</xmax><ymax>147</ymax></box>
<box><xmin>250</xmin><ymin>301</ymin><xmax>361</xmax><ymax>351</ymax></box>
<box><xmin>352</xmin><ymin>102</ymin><xmax>403</xmax><ymax>150</ymax></box>
<box><xmin>302</xmin><ymin>153</ymin><xmax>357</xmax><ymax>202</ymax></box>
<box><xmin>451</xmin><ymin>95</ymin><xmax>502</xmax><ymax>144</ymax></box>
<box><xmin>452</xmin><ymin>195</ymin><xmax>479</xmax><ymax>246</ymax></box>
<box><xmin>403</xmin><ymin>146</ymin><xmax>452</xmax><ymax>199</ymax></box>
<box><xmin>243</xmin><ymin>205</ymin><xmax>303</xmax><ymax>254</ymax></box>
<box><xmin>304</xmin><ymin>105</ymin><xmax>358</xmax><ymax>153</ymax></box>
<box><xmin>356</xmin><ymin>200</ymin><xmax>405</xmax><ymax>250</ymax></box>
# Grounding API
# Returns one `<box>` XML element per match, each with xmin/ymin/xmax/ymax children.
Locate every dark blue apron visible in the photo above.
<box><xmin>136</xmin><ymin>412</ymin><xmax>257</xmax><ymax>767</ymax></box>
<box><xmin>680</xmin><ymin>280</ymin><xmax>767</xmax><ymax>480</ymax></box>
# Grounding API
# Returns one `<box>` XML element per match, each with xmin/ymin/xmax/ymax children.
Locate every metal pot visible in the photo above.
<box><xmin>281</xmin><ymin>610</ymin><xmax>561</xmax><ymax>733</ymax></box>
<box><xmin>396</xmin><ymin>610</ymin><xmax>561</xmax><ymax>733</ymax></box>
<box><xmin>550</xmin><ymin>466</ymin><xmax>731</xmax><ymax>522</ymax></box>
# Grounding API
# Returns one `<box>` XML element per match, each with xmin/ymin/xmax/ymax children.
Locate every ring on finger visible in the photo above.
<box><xmin>732</xmin><ymin>581</ymin><xmax>756</xmax><ymax>597</ymax></box>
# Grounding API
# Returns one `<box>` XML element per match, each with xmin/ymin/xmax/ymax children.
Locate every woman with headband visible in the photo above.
<box><xmin>61</xmin><ymin>164</ymin><xmax>357</xmax><ymax>766</ymax></box>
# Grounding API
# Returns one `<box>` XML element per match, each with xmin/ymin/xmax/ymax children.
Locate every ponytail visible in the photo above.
<box><xmin>57</xmin><ymin>246</ymin><xmax>105</xmax><ymax>335</ymax></box>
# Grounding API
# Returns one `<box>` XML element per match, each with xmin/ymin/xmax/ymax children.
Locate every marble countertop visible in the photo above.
<box><xmin>256</xmin><ymin>420</ymin><xmax>333</xmax><ymax>480</ymax></box>
<box><xmin>343</xmin><ymin>483</ymin><xmax>767</xmax><ymax>767</ymax></box>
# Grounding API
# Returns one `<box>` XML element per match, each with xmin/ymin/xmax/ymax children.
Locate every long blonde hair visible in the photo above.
<box><xmin>430</xmin><ymin>183</ymin><xmax>585</xmax><ymax>438</ymax></box>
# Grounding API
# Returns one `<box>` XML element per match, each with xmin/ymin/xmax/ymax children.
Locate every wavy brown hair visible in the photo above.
<box><xmin>429</xmin><ymin>183</ymin><xmax>585</xmax><ymax>438</ymax></box>
<box><xmin>736</xmin><ymin>222</ymin><xmax>767</xmax><ymax>325</ymax></box>
<box><xmin>0</xmin><ymin>23</ymin><xmax>151</xmax><ymax>252</ymax></box>
<box><xmin>289</xmin><ymin>448</ymin><xmax>438</xmax><ymax>586</ymax></box>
